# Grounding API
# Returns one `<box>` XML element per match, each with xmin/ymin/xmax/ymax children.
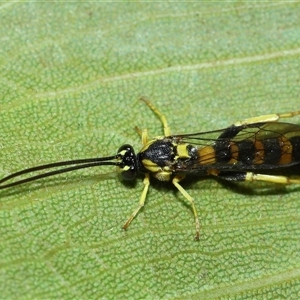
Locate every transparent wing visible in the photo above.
<box><xmin>174</xmin><ymin>122</ymin><xmax>300</xmax><ymax>144</ymax></box>
<box><xmin>172</xmin><ymin>122</ymin><xmax>300</xmax><ymax>173</ymax></box>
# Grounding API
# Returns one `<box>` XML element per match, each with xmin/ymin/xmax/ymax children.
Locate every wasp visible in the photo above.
<box><xmin>0</xmin><ymin>99</ymin><xmax>300</xmax><ymax>240</ymax></box>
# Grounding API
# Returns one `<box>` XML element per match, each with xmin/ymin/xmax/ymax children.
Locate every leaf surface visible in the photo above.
<box><xmin>0</xmin><ymin>3</ymin><xmax>300</xmax><ymax>299</ymax></box>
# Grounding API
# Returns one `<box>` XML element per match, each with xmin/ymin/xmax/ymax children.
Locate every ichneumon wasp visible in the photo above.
<box><xmin>0</xmin><ymin>99</ymin><xmax>300</xmax><ymax>240</ymax></box>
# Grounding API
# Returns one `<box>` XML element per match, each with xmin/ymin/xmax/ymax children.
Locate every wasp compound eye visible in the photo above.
<box><xmin>117</xmin><ymin>144</ymin><xmax>138</xmax><ymax>181</ymax></box>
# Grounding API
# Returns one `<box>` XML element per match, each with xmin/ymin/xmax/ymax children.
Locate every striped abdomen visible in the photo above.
<box><xmin>198</xmin><ymin>123</ymin><xmax>300</xmax><ymax>169</ymax></box>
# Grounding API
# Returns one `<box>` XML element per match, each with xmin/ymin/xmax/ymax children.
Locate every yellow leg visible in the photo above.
<box><xmin>123</xmin><ymin>173</ymin><xmax>150</xmax><ymax>230</ymax></box>
<box><xmin>141</xmin><ymin>129</ymin><xmax>149</xmax><ymax>146</ymax></box>
<box><xmin>135</xmin><ymin>126</ymin><xmax>149</xmax><ymax>145</ymax></box>
<box><xmin>134</xmin><ymin>126</ymin><xmax>143</xmax><ymax>137</ymax></box>
<box><xmin>245</xmin><ymin>173</ymin><xmax>300</xmax><ymax>184</ymax></box>
<box><xmin>125</xmin><ymin>99</ymin><xmax>172</xmax><ymax>232</ymax></box>
<box><xmin>172</xmin><ymin>175</ymin><xmax>200</xmax><ymax>241</ymax></box>
<box><xmin>140</xmin><ymin>97</ymin><xmax>171</xmax><ymax>136</ymax></box>
<box><xmin>234</xmin><ymin>110</ymin><xmax>300</xmax><ymax>126</ymax></box>
<box><xmin>135</xmin><ymin>125</ymin><xmax>149</xmax><ymax>147</ymax></box>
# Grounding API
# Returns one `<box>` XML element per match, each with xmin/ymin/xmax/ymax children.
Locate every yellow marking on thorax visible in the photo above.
<box><xmin>198</xmin><ymin>146</ymin><xmax>216</xmax><ymax>164</ymax></box>
<box><xmin>142</xmin><ymin>158</ymin><xmax>172</xmax><ymax>181</ymax></box>
<box><xmin>141</xmin><ymin>158</ymin><xmax>161</xmax><ymax>173</ymax></box>
<box><xmin>154</xmin><ymin>171</ymin><xmax>172</xmax><ymax>182</ymax></box>
<box><xmin>176</xmin><ymin>144</ymin><xmax>190</xmax><ymax>159</ymax></box>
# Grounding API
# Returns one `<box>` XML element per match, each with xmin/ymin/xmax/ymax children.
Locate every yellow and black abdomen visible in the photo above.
<box><xmin>197</xmin><ymin>122</ymin><xmax>300</xmax><ymax>171</ymax></box>
<box><xmin>137</xmin><ymin>122</ymin><xmax>300</xmax><ymax>178</ymax></box>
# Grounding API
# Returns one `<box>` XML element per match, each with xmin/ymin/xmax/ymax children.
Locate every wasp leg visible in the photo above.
<box><xmin>134</xmin><ymin>126</ymin><xmax>143</xmax><ymax>137</ymax></box>
<box><xmin>234</xmin><ymin>110</ymin><xmax>300</xmax><ymax>126</ymax></box>
<box><xmin>245</xmin><ymin>173</ymin><xmax>300</xmax><ymax>184</ymax></box>
<box><xmin>134</xmin><ymin>126</ymin><xmax>150</xmax><ymax>146</ymax></box>
<box><xmin>140</xmin><ymin>97</ymin><xmax>171</xmax><ymax>136</ymax></box>
<box><xmin>172</xmin><ymin>175</ymin><xmax>200</xmax><ymax>240</ymax></box>
<box><xmin>135</xmin><ymin>124</ymin><xmax>149</xmax><ymax>146</ymax></box>
<box><xmin>134</xmin><ymin>126</ymin><xmax>148</xmax><ymax>146</ymax></box>
<box><xmin>141</xmin><ymin>128</ymin><xmax>149</xmax><ymax>146</ymax></box>
<box><xmin>215</xmin><ymin>171</ymin><xmax>300</xmax><ymax>184</ymax></box>
<box><xmin>123</xmin><ymin>173</ymin><xmax>151</xmax><ymax>231</ymax></box>
<box><xmin>123</xmin><ymin>124</ymin><xmax>152</xmax><ymax>231</ymax></box>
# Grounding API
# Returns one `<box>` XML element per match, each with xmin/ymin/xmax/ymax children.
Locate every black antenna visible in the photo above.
<box><xmin>0</xmin><ymin>155</ymin><xmax>119</xmax><ymax>189</ymax></box>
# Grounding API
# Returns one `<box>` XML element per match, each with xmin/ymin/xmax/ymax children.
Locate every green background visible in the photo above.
<box><xmin>0</xmin><ymin>2</ymin><xmax>300</xmax><ymax>299</ymax></box>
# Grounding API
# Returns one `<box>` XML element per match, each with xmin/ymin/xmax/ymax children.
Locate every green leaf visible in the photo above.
<box><xmin>1</xmin><ymin>2</ymin><xmax>300</xmax><ymax>299</ymax></box>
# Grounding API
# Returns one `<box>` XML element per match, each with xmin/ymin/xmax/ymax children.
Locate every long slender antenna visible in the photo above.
<box><xmin>0</xmin><ymin>155</ymin><xmax>119</xmax><ymax>189</ymax></box>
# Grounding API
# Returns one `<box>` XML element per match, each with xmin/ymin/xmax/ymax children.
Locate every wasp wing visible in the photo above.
<box><xmin>172</xmin><ymin>122</ymin><xmax>300</xmax><ymax>173</ymax></box>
